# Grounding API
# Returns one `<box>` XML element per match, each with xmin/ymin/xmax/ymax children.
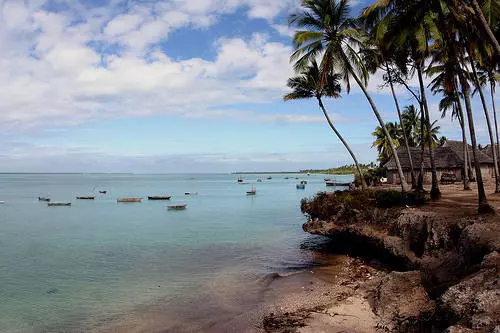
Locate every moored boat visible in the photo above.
<box><xmin>168</xmin><ymin>204</ymin><xmax>187</xmax><ymax>210</ymax></box>
<box><xmin>185</xmin><ymin>192</ymin><xmax>198</xmax><ymax>195</ymax></box>
<box><xmin>246</xmin><ymin>187</ymin><xmax>256</xmax><ymax>195</ymax></box>
<box><xmin>267</xmin><ymin>176</ymin><xmax>272</xmax><ymax>180</ymax></box>
<box><xmin>76</xmin><ymin>196</ymin><xmax>95</xmax><ymax>200</ymax></box>
<box><xmin>237</xmin><ymin>177</ymin><xmax>244</xmax><ymax>183</ymax></box>
<box><xmin>99</xmin><ymin>191</ymin><xmax>107</xmax><ymax>194</ymax></box>
<box><xmin>257</xmin><ymin>179</ymin><xmax>262</xmax><ymax>182</ymax></box>
<box><xmin>148</xmin><ymin>196</ymin><xmax>171</xmax><ymax>200</ymax></box>
<box><xmin>38</xmin><ymin>197</ymin><xmax>50</xmax><ymax>202</ymax></box>
<box><xmin>300</xmin><ymin>180</ymin><xmax>308</xmax><ymax>185</ymax></box>
<box><xmin>48</xmin><ymin>202</ymin><xmax>71</xmax><ymax>207</ymax></box>
<box><xmin>117</xmin><ymin>198</ymin><xmax>143</xmax><ymax>203</ymax></box>
<box><xmin>296</xmin><ymin>184</ymin><xmax>305</xmax><ymax>189</ymax></box>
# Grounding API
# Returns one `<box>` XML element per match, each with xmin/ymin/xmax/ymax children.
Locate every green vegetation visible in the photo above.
<box><xmin>301</xmin><ymin>163</ymin><xmax>377</xmax><ymax>175</ymax></box>
<box><xmin>286</xmin><ymin>0</ymin><xmax>499</xmax><ymax>213</ymax></box>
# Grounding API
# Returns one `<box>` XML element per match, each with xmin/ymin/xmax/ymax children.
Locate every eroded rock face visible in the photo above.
<box><xmin>440</xmin><ymin>266</ymin><xmax>500</xmax><ymax>331</ymax></box>
<box><xmin>442</xmin><ymin>325</ymin><xmax>476</xmax><ymax>333</ymax></box>
<box><xmin>302</xmin><ymin>220</ymin><xmax>420</xmax><ymax>271</ymax></box>
<box><xmin>459</xmin><ymin>222</ymin><xmax>500</xmax><ymax>270</ymax></box>
<box><xmin>372</xmin><ymin>271</ymin><xmax>436</xmax><ymax>332</ymax></box>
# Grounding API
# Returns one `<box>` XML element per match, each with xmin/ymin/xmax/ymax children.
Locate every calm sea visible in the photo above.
<box><xmin>0</xmin><ymin>173</ymin><xmax>353</xmax><ymax>333</ymax></box>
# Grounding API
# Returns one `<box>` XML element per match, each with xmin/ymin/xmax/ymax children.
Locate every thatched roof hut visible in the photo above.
<box><xmin>382</xmin><ymin>140</ymin><xmax>494</xmax><ymax>184</ymax></box>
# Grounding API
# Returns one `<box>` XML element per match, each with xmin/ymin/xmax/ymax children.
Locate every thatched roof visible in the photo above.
<box><xmin>482</xmin><ymin>144</ymin><xmax>500</xmax><ymax>159</ymax></box>
<box><xmin>383</xmin><ymin>140</ymin><xmax>493</xmax><ymax>171</ymax></box>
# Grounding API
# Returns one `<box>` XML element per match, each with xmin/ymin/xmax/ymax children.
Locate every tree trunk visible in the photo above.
<box><xmin>348</xmin><ymin>67</ymin><xmax>408</xmax><ymax>192</ymax></box>
<box><xmin>417</xmin><ymin>103</ymin><xmax>425</xmax><ymax>192</ymax></box>
<box><xmin>491</xmin><ymin>80</ymin><xmax>500</xmax><ymax>175</ymax></box>
<box><xmin>416</xmin><ymin>62</ymin><xmax>441</xmax><ymax>199</ymax></box>
<box><xmin>459</xmin><ymin>73</ymin><xmax>494</xmax><ymax>214</ymax></box>
<box><xmin>455</xmin><ymin>95</ymin><xmax>471</xmax><ymax>190</ymax></box>
<box><xmin>387</xmin><ymin>63</ymin><xmax>416</xmax><ymax>189</ymax></box>
<box><xmin>470</xmin><ymin>59</ymin><xmax>500</xmax><ymax>192</ymax></box>
<box><xmin>471</xmin><ymin>0</ymin><xmax>500</xmax><ymax>56</ymax></box>
<box><xmin>317</xmin><ymin>97</ymin><xmax>367</xmax><ymax>190</ymax></box>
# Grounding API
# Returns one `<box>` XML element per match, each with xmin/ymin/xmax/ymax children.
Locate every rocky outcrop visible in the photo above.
<box><xmin>372</xmin><ymin>271</ymin><xmax>436</xmax><ymax>332</ymax></box>
<box><xmin>303</xmin><ymin>220</ymin><xmax>420</xmax><ymax>271</ymax></box>
<box><xmin>301</xmin><ymin>191</ymin><xmax>500</xmax><ymax>333</ymax></box>
<box><xmin>440</xmin><ymin>249</ymin><xmax>500</xmax><ymax>332</ymax></box>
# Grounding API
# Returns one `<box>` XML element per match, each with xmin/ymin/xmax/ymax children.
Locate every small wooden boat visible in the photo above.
<box><xmin>168</xmin><ymin>204</ymin><xmax>187</xmax><ymax>210</ymax></box>
<box><xmin>48</xmin><ymin>202</ymin><xmax>71</xmax><ymax>207</ymax></box>
<box><xmin>117</xmin><ymin>198</ymin><xmax>143</xmax><ymax>203</ymax></box>
<box><xmin>296</xmin><ymin>184</ymin><xmax>305</xmax><ymax>189</ymax></box>
<box><xmin>99</xmin><ymin>191</ymin><xmax>107</xmax><ymax>194</ymax></box>
<box><xmin>76</xmin><ymin>196</ymin><xmax>95</xmax><ymax>200</ymax></box>
<box><xmin>38</xmin><ymin>197</ymin><xmax>50</xmax><ymax>202</ymax></box>
<box><xmin>326</xmin><ymin>181</ymin><xmax>352</xmax><ymax>187</ymax></box>
<box><xmin>148</xmin><ymin>196</ymin><xmax>171</xmax><ymax>200</ymax></box>
<box><xmin>246</xmin><ymin>187</ymin><xmax>256</xmax><ymax>195</ymax></box>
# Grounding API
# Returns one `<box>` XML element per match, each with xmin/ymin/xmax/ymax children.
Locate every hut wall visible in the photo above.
<box><xmin>388</xmin><ymin>168</ymin><xmax>462</xmax><ymax>185</ymax></box>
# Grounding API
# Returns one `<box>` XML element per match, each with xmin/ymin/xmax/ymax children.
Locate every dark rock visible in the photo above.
<box><xmin>440</xmin><ymin>267</ymin><xmax>499</xmax><ymax>331</ymax></box>
<box><xmin>458</xmin><ymin>222</ymin><xmax>500</xmax><ymax>271</ymax></box>
<box><xmin>372</xmin><ymin>271</ymin><xmax>436</xmax><ymax>332</ymax></box>
<box><xmin>303</xmin><ymin>220</ymin><xmax>420</xmax><ymax>271</ymax></box>
<box><xmin>442</xmin><ymin>325</ymin><xmax>476</xmax><ymax>333</ymax></box>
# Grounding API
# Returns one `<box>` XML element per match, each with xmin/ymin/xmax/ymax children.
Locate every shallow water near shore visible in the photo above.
<box><xmin>0</xmin><ymin>173</ymin><xmax>353</xmax><ymax>333</ymax></box>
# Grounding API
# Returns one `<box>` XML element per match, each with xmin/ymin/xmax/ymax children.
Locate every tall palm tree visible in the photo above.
<box><xmin>283</xmin><ymin>60</ymin><xmax>367</xmax><ymax>190</ymax></box>
<box><xmin>361</xmin><ymin>0</ymin><xmax>442</xmax><ymax>199</ymax></box>
<box><xmin>289</xmin><ymin>0</ymin><xmax>408</xmax><ymax>192</ymax></box>
<box><xmin>361</xmin><ymin>37</ymin><xmax>417</xmax><ymax>188</ymax></box>
<box><xmin>470</xmin><ymin>0</ymin><xmax>500</xmax><ymax>56</ymax></box>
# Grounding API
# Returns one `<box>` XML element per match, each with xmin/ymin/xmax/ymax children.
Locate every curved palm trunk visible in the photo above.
<box><xmin>455</xmin><ymin>95</ymin><xmax>471</xmax><ymax>190</ymax></box>
<box><xmin>491</xmin><ymin>81</ymin><xmax>500</xmax><ymax>175</ymax></box>
<box><xmin>471</xmin><ymin>0</ymin><xmax>500</xmax><ymax>56</ymax></box>
<box><xmin>470</xmin><ymin>60</ymin><xmax>500</xmax><ymax>192</ymax></box>
<box><xmin>317</xmin><ymin>97</ymin><xmax>367</xmax><ymax>190</ymax></box>
<box><xmin>348</xmin><ymin>68</ymin><xmax>407</xmax><ymax>192</ymax></box>
<box><xmin>459</xmin><ymin>73</ymin><xmax>494</xmax><ymax>214</ymax></box>
<box><xmin>387</xmin><ymin>63</ymin><xmax>416</xmax><ymax>189</ymax></box>
<box><xmin>416</xmin><ymin>63</ymin><xmax>441</xmax><ymax>199</ymax></box>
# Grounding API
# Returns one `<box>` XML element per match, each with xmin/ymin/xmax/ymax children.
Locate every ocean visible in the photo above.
<box><xmin>0</xmin><ymin>173</ymin><xmax>353</xmax><ymax>333</ymax></box>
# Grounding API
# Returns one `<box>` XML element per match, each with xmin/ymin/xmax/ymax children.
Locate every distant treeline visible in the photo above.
<box><xmin>300</xmin><ymin>163</ymin><xmax>377</xmax><ymax>175</ymax></box>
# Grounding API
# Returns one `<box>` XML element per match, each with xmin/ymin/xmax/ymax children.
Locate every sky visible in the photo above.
<box><xmin>0</xmin><ymin>0</ymin><xmax>498</xmax><ymax>173</ymax></box>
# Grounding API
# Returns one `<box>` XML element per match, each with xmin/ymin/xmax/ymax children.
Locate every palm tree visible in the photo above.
<box><xmin>289</xmin><ymin>0</ymin><xmax>408</xmax><ymax>192</ymax></box>
<box><xmin>372</xmin><ymin>122</ymin><xmax>401</xmax><ymax>163</ymax></box>
<box><xmin>361</xmin><ymin>37</ymin><xmax>417</xmax><ymax>188</ymax></box>
<box><xmin>361</xmin><ymin>0</ymin><xmax>442</xmax><ymax>199</ymax></box>
<box><xmin>470</xmin><ymin>0</ymin><xmax>500</xmax><ymax>56</ymax></box>
<box><xmin>283</xmin><ymin>60</ymin><xmax>367</xmax><ymax>190</ymax></box>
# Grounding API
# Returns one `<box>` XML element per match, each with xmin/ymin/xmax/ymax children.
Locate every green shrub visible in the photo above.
<box><xmin>375</xmin><ymin>190</ymin><xmax>406</xmax><ymax>208</ymax></box>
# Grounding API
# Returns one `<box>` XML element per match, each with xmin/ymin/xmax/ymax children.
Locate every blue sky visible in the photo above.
<box><xmin>0</xmin><ymin>0</ymin><xmax>497</xmax><ymax>173</ymax></box>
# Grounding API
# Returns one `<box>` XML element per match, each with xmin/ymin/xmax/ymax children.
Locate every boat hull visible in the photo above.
<box><xmin>168</xmin><ymin>205</ymin><xmax>187</xmax><ymax>210</ymax></box>
<box><xmin>48</xmin><ymin>203</ymin><xmax>71</xmax><ymax>207</ymax></box>
<box><xmin>117</xmin><ymin>198</ymin><xmax>143</xmax><ymax>203</ymax></box>
<box><xmin>148</xmin><ymin>196</ymin><xmax>171</xmax><ymax>200</ymax></box>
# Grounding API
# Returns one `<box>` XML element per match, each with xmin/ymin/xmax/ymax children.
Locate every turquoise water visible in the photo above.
<box><xmin>0</xmin><ymin>173</ymin><xmax>353</xmax><ymax>333</ymax></box>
